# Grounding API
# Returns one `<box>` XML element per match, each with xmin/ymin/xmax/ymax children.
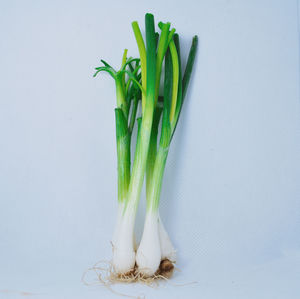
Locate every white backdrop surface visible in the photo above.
<box><xmin>0</xmin><ymin>0</ymin><xmax>300</xmax><ymax>298</ymax></box>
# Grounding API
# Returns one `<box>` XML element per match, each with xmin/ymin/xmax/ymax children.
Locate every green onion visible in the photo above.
<box><xmin>94</xmin><ymin>13</ymin><xmax>197</xmax><ymax>277</ymax></box>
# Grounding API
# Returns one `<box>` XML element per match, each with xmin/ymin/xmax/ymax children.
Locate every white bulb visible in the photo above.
<box><xmin>136</xmin><ymin>211</ymin><xmax>161</xmax><ymax>276</ymax></box>
<box><xmin>158</xmin><ymin>216</ymin><xmax>176</xmax><ymax>262</ymax></box>
<box><xmin>112</xmin><ymin>208</ymin><xmax>136</xmax><ymax>274</ymax></box>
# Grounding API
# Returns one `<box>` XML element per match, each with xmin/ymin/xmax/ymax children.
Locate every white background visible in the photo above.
<box><xmin>1</xmin><ymin>0</ymin><xmax>300</xmax><ymax>298</ymax></box>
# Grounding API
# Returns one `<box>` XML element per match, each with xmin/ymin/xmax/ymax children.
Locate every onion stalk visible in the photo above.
<box><xmin>137</xmin><ymin>35</ymin><xmax>198</xmax><ymax>275</ymax></box>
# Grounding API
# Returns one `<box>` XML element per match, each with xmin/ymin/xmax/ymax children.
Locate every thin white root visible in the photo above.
<box><xmin>82</xmin><ymin>259</ymin><xmax>175</xmax><ymax>286</ymax></box>
<box><xmin>82</xmin><ymin>259</ymin><xmax>197</xmax><ymax>298</ymax></box>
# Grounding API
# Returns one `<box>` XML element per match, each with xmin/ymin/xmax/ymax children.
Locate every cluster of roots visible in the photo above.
<box><xmin>113</xmin><ymin>259</ymin><xmax>175</xmax><ymax>283</ymax></box>
<box><xmin>82</xmin><ymin>259</ymin><xmax>175</xmax><ymax>288</ymax></box>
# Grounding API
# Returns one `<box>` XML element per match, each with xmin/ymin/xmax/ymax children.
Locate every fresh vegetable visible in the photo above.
<box><xmin>94</xmin><ymin>13</ymin><xmax>197</xmax><ymax>278</ymax></box>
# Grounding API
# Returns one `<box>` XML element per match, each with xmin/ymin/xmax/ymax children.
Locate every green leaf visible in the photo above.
<box><xmin>93</xmin><ymin>66</ymin><xmax>116</xmax><ymax>78</ymax></box>
<box><xmin>121</xmin><ymin>58</ymin><xmax>141</xmax><ymax>72</ymax></box>
<box><xmin>100</xmin><ymin>59</ymin><xmax>113</xmax><ymax>68</ymax></box>
<box><xmin>159</xmin><ymin>48</ymin><xmax>172</xmax><ymax>148</ymax></box>
<box><xmin>120</xmin><ymin>70</ymin><xmax>144</xmax><ymax>94</ymax></box>
<box><xmin>169</xmin><ymin>39</ymin><xmax>179</xmax><ymax>123</ymax></box>
<box><xmin>182</xmin><ymin>35</ymin><xmax>198</xmax><ymax>100</ymax></box>
<box><xmin>171</xmin><ymin>33</ymin><xmax>183</xmax><ymax>135</ymax></box>
<box><xmin>145</xmin><ymin>13</ymin><xmax>156</xmax><ymax>105</ymax></box>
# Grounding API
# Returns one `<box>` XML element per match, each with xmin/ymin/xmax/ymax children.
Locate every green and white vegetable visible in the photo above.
<box><xmin>94</xmin><ymin>13</ymin><xmax>197</xmax><ymax>277</ymax></box>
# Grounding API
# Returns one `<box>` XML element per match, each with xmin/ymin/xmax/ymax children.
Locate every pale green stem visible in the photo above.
<box><xmin>146</xmin><ymin>145</ymin><xmax>169</xmax><ymax>212</ymax></box>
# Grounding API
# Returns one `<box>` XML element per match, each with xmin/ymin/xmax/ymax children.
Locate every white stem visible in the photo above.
<box><xmin>136</xmin><ymin>211</ymin><xmax>161</xmax><ymax>276</ymax></box>
<box><xmin>112</xmin><ymin>203</ymin><xmax>124</xmax><ymax>247</ymax></box>
<box><xmin>112</xmin><ymin>203</ymin><xmax>137</xmax><ymax>251</ymax></box>
<box><xmin>112</xmin><ymin>207</ymin><xmax>136</xmax><ymax>274</ymax></box>
<box><xmin>158</xmin><ymin>216</ymin><xmax>176</xmax><ymax>262</ymax></box>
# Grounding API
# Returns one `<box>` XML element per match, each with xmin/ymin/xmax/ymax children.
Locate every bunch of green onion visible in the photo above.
<box><xmin>94</xmin><ymin>13</ymin><xmax>197</xmax><ymax>277</ymax></box>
